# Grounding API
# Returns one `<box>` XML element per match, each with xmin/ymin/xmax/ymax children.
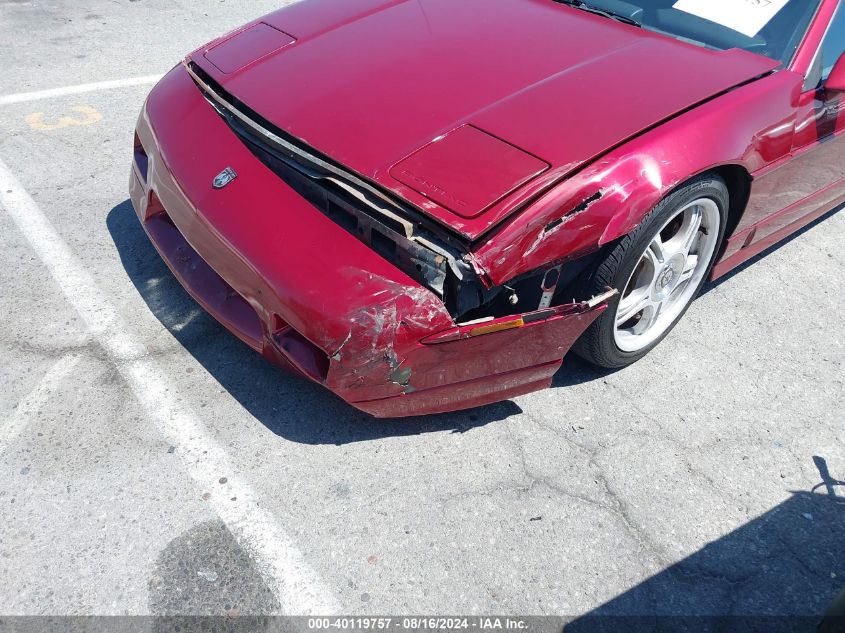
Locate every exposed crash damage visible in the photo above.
<box><xmin>325</xmin><ymin>269</ymin><xmax>618</xmax><ymax>405</ymax></box>
<box><xmin>327</xmin><ymin>272</ymin><xmax>453</xmax><ymax>396</ymax></box>
<box><xmin>131</xmin><ymin>0</ymin><xmax>843</xmax><ymax>416</ymax></box>
<box><xmin>130</xmin><ymin>62</ymin><xmax>613</xmax><ymax>417</ymax></box>
<box><xmin>186</xmin><ymin>62</ymin><xmax>612</xmax><ymax>329</ymax></box>
<box><xmin>186</xmin><ymin>64</ymin><xmax>488</xmax><ymax>320</ymax></box>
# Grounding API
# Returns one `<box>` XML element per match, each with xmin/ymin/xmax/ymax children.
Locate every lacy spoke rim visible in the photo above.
<box><xmin>614</xmin><ymin>198</ymin><xmax>720</xmax><ymax>353</ymax></box>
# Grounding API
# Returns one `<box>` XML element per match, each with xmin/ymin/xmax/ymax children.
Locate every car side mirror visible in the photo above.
<box><xmin>824</xmin><ymin>52</ymin><xmax>845</xmax><ymax>93</ymax></box>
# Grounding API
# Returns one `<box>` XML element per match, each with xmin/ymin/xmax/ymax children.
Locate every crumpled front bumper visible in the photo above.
<box><xmin>129</xmin><ymin>65</ymin><xmax>608</xmax><ymax>417</ymax></box>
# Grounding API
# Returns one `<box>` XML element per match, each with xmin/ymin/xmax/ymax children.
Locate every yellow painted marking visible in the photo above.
<box><xmin>26</xmin><ymin>106</ymin><xmax>102</xmax><ymax>131</ymax></box>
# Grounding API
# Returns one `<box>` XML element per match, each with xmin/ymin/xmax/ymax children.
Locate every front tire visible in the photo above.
<box><xmin>574</xmin><ymin>175</ymin><xmax>728</xmax><ymax>369</ymax></box>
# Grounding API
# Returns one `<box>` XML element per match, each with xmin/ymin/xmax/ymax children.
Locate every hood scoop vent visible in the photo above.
<box><xmin>204</xmin><ymin>23</ymin><xmax>296</xmax><ymax>74</ymax></box>
<box><xmin>389</xmin><ymin>125</ymin><xmax>549</xmax><ymax>219</ymax></box>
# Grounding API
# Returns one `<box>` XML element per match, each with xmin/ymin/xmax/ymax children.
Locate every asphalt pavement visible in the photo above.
<box><xmin>0</xmin><ymin>0</ymin><xmax>843</xmax><ymax>620</ymax></box>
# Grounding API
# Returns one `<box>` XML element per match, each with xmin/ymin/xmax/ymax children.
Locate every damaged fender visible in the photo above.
<box><xmin>346</xmin><ymin>290</ymin><xmax>617</xmax><ymax>417</ymax></box>
<box><xmin>473</xmin><ymin>69</ymin><xmax>802</xmax><ymax>286</ymax></box>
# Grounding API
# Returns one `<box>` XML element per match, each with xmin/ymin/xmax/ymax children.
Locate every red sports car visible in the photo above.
<box><xmin>131</xmin><ymin>0</ymin><xmax>845</xmax><ymax>417</ymax></box>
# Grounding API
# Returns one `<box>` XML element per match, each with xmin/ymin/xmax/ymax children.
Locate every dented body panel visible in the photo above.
<box><xmin>131</xmin><ymin>0</ymin><xmax>845</xmax><ymax>416</ymax></box>
<box><xmin>130</xmin><ymin>67</ymin><xmax>606</xmax><ymax>417</ymax></box>
<box><xmin>187</xmin><ymin>0</ymin><xmax>778</xmax><ymax>239</ymax></box>
<box><xmin>474</xmin><ymin>70</ymin><xmax>805</xmax><ymax>284</ymax></box>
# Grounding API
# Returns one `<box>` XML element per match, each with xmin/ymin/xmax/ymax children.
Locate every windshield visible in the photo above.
<box><xmin>566</xmin><ymin>0</ymin><xmax>823</xmax><ymax>65</ymax></box>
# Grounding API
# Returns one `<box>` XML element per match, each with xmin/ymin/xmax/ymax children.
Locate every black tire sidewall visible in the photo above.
<box><xmin>578</xmin><ymin>175</ymin><xmax>729</xmax><ymax>368</ymax></box>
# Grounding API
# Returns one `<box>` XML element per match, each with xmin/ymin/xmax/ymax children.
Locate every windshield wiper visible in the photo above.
<box><xmin>554</xmin><ymin>0</ymin><xmax>642</xmax><ymax>28</ymax></box>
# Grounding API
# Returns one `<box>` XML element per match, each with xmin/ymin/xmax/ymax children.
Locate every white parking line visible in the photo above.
<box><xmin>0</xmin><ymin>355</ymin><xmax>82</xmax><ymax>457</ymax></box>
<box><xmin>0</xmin><ymin>75</ymin><xmax>163</xmax><ymax>106</ymax></box>
<box><xmin>0</xmin><ymin>157</ymin><xmax>339</xmax><ymax>614</ymax></box>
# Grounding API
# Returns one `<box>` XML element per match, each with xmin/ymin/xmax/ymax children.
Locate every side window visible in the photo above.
<box><xmin>808</xmin><ymin>3</ymin><xmax>845</xmax><ymax>89</ymax></box>
<box><xmin>821</xmin><ymin>4</ymin><xmax>845</xmax><ymax>78</ymax></box>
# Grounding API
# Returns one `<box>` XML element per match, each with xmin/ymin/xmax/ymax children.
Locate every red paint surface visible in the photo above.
<box><xmin>133</xmin><ymin>0</ymin><xmax>845</xmax><ymax>416</ymax></box>
<box><xmin>204</xmin><ymin>23</ymin><xmax>296</xmax><ymax>74</ymax></box>
<box><xmin>390</xmin><ymin>125</ymin><xmax>549</xmax><ymax>219</ymax></box>
<box><xmin>131</xmin><ymin>66</ymin><xmax>605</xmax><ymax>416</ymax></box>
<box><xmin>189</xmin><ymin>0</ymin><xmax>778</xmax><ymax>238</ymax></box>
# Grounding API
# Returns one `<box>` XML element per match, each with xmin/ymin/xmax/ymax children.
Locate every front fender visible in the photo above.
<box><xmin>474</xmin><ymin>69</ymin><xmax>803</xmax><ymax>286</ymax></box>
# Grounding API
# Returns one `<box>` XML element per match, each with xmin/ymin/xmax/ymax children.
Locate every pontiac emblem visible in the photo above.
<box><xmin>212</xmin><ymin>167</ymin><xmax>237</xmax><ymax>189</ymax></box>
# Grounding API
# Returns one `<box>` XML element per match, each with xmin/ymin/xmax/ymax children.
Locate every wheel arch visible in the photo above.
<box><xmin>572</xmin><ymin>173</ymin><xmax>732</xmax><ymax>368</ymax></box>
<box><xmin>475</xmin><ymin>67</ymin><xmax>796</xmax><ymax>287</ymax></box>
<box><xmin>602</xmin><ymin>162</ymin><xmax>752</xmax><ymax>248</ymax></box>
<box><xmin>706</xmin><ymin>163</ymin><xmax>753</xmax><ymax>241</ymax></box>
<box><xmin>476</xmin><ymin>161</ymin><xmax>755</xmax><ymax>287</ymax></box>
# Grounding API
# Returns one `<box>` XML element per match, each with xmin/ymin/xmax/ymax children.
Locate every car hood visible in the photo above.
<box><xmin>189</xmin><ymin>0</ymin><xmax>778</xmax><ymax>240</ymax></box>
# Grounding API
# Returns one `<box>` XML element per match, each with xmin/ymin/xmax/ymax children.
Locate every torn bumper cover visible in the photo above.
<box><xmin>129</xmin><ymin>66</ymin><xmax>610</xmax><ymax>417</ymax></box>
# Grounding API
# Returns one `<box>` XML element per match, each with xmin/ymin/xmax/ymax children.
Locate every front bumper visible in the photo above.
<box><xmin>129</xmin><ymin>65</ymin><xmax>607</xmax><ymax>417</ymax></box>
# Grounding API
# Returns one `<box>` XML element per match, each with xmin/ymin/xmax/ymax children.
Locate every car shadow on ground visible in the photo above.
<box><xmin>565</xmin><ymin>456</ymin><xmax>845</xmax><ymax>633</ymax></box>
<box><xmin>107</xmin><ymin>200</ymin><xmax>840</xmax><ymax>443</ymax></box>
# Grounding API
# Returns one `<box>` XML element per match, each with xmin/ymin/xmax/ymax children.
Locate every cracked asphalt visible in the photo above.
<box><xmin>1</xmin><ymin>0</ymin><xmax>843</xmax><ymax>620</ymax></box>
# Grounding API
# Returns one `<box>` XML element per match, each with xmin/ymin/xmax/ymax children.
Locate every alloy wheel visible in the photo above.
<box><xmin>613</xmin><ymin>197</ymin><xmax>721</xmax><ymax>353</ymax></box>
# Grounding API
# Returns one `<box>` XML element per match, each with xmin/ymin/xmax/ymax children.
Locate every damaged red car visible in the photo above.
<box><xmin>131</xmin><ymin>0</ymin><xmax>845</xmax><ymax>417</ymax></box>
